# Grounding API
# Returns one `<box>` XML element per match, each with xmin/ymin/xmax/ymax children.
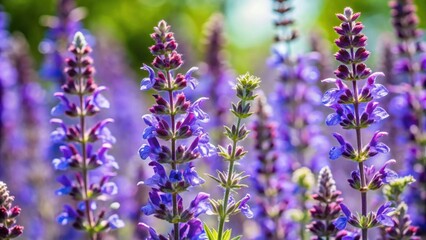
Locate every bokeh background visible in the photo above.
<box><xmin>3</xmin><ymin>0</ymin><xmax>425</xmax><ymax>76</ymax></box>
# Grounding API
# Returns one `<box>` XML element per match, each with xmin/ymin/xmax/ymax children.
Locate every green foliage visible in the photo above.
<box><xmin>204</xmin><ymin>223</ymin><xmax>242</xmax><ymax>240</ymax></box>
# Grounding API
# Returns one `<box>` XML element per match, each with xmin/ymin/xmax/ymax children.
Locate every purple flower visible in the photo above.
<box><xmin>57</xmin><ymin>205</ymin><xmax>77</xmax><ymax>225</ymax></box>
<box><xmin>189</xmin><ymin>97</ymin><xmax>209</xmax><ymax>122</ymax></box>
<box><xmin>375</xmin><ymin>202</ymin><xmax>395</xmax><ymax>227</ymax></box>
<box><xmin>139</xmin><ymin>219</ymin><xmax>206</xmax><ymax>240</ymax></box>
<box><xmin>348</xmin><ymin>160</ymin><xmax>397</xmax><ymax>191</ymax></box>
<box><xmin>138</xmin><ymin>137</ymin><xmax>162</xmax><ymax>161</ymax></box>
<box><xmin>335</xmin><ymin>204</ymin><xmax>353</xmax><ymax>230</ymax></box>
<box><xmin>140</xmin><ymin>64</ymin><xmax>155</xmax><ymax>91</ymax></box>
<box><xmin>180</xmin><ymin>192</ymin><xmax>210</xmax><ymax>222</ymax></box>
<box><xmin>50</xmin><ymin>32</ymin><xmax>123</xmax><ymax>237</ymax></box>
<box><xmin>238</xmin><ymin>194</ymin><xmax>253</xmax><ymax>218</ymax></box>
<box><xmin>324</xmin><ymin>7</ymin><xmax>393</xmax><ymax>238</ymax></box>
<box><xmin>108</xmin><ymin>214</ymin><xmax>125</xmax><ymax>230</ymax></box>
<box><xmin>364</xmin><ymin>131</ymin><xmax>390</xmax><ymax>157</ymax></box>
<box><xmin>329</xmin><ymin>133</ymin><xmax>356</xmax><ymax>160</ymax></box>
<box><xmin>55</xmin><ymin>175</ymin><xmax>73</xmax><ymax>196</ymax></box>
<box><xmin>185</xmin><ymin>67</ymin><xmax>199</xmax><ymax>89</ymax></box>
<box><xmin>138</xmin><ymin>20</ymin><xmax>213</xmax><ymax>237</ymax></box>
<box><xmin>183</xmin><ymin>163</ymin><xmax>205</xmax><ymax>186</ymax></box>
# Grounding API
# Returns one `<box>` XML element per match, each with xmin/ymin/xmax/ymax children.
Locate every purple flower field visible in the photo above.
<box><xmin>0</xmin><ymin>0</ymin><xmax>425</xmax><ymax>239</ymax></box>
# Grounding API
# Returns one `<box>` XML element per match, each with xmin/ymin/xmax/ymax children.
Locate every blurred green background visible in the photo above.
<box><xmin>1</xmin><ymin>0</ymin><xmax>425</xmax><ymax>79</ymax></box>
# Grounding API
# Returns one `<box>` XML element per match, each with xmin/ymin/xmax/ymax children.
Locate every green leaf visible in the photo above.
<box><xmin>222</xmin><ymin>229</ymin><xmax>232</xmax><ymax>240</ymax></box>
<box><xmin>211</xmin><ymin>227</ymin><xmax>218</xmax><ymax>237</ymax></box>
<box><xmin>224</xmin><ymin>126</ymin><xmax>233</xmax><ymax>138</ymax></box>
<box><xmin>203</xmin><ymin>223</ymin><xmax>217</xmax><ymax>240</ymax></box>
<box><xmin>206</xmin><ymin>173</ymin><xmax>221</xmax><ymax>184</ymax></box>
<box><xmin>231</xmin><ymin>235</ymin><xmax>242</xmax><ymax>240</ymax></box>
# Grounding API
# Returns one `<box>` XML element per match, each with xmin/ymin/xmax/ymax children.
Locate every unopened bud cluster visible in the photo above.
<box><xmin>0</xmin><ymin>182</ymin><xmax>23</xmax><ymax>239</ymax></box>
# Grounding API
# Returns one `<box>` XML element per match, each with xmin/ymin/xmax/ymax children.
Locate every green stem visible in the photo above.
<box><xmin>77</xmin><ymin>54</ymin><xmax>95</xmax><ymax>240</ymax></box>
<box><xmin>167</xmin><ymin>70</ymin><xmax>179</xmax><ymax>240</ymax></box>
<box><xmin>217</xmin><ymin>117</ymin><xmax>242</xmax><ymax>240</ymax></box>
<box><xmin>347</xmin><ymin>16</ymin><xmax>367</xmax><ymax>239</ymax></box>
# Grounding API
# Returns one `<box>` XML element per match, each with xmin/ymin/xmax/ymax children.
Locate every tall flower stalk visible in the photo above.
<box><xmin>50</xmin><ymin>32</ymin><xmax>123</xmax><ymax>240</ymax></box>
<box><xmin>381</xmin><ymin>175</ymin><xmax>419</xmax><ymax>239</ymax></box>
<box><xmin>138</xmin><ymin>20</ymin><xmax>214</xmax><ymax>240</ymax></box>
<box><xmin>251</xmin><ymin>93</ymin><xmax>288</xmax><ymax>239</ymax></box>
<box><xmin>0</xmin><ymin>181</ymin><xmax>24</xmax><ymax>239</ymax></box>
<box><xmin>269</xmin><ymin>0</ymin><xmax>326</xmax><ymax>238</ymax></box>
<box><xmin>307</xmin><ymin>166</ymin><xmax>343</xmax><ymax>240</ymax></box>
<box><xmin>199</xmin><ymin>14</ymin><xmax>233</xmax><ymax>131</ymax></box>
<box><xmin>323</xmin><ymin>7</ymin><xmax>396</xmax><ymax>239</ymax></box>
<box><xmin>11</xmin><ymin>33</ymin><xmax>58</xmax><ymax>240</ymax></box>
<box><xmin>205</xmin><ymin>73</ymin><xmax>260</xmax><ymax>240</ymax></box>
<box><xmin>389</xmin><ymin>0</ymin><xmax>426</xmax><ymax>231</ymax></box>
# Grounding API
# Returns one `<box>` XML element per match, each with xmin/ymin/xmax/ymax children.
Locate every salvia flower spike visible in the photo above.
<box><xmin>138</xmin><ymin>20</ymin><xmax>215</xmax><ymax>240</ymax></box>
<box><xmin>50</xmin><ymin>32</ymin><xmax>123</xmax><ymax>239</ymax></box>
<box><xmin>323</xmin><ymin>7</ymin><xmax>395</xmax><ymax>239</ymax></box>
<box><xmin>381</xmin><ymin>175</ymin><xmax>419</xmax><ymax>239</ymax></box>
<box><xmin>251</xmin><ymin>92</ymin><xmax>289</xmax><ymax>239</ymax></box>
<box><xmin>307</xmin><ymin>166</ymin><xmax>343</xmax><ymax>239</ymax></box>
<box><xmin>270</xmin><ymin>0</ymin><xmax>326</xmax><ymax>237</ymax></box>
<box><xmin>204</xmin><ymin>73</ymin><xmax>260</xmax><ymax>240</ymax></box>
<box><xmin>0</xmin><ymin>181</ymin><xmax>24</xmax><ymax>239</ymax></box>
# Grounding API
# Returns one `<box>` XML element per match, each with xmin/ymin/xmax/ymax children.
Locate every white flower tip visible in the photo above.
<box><xmin>72</xmin><ymin>31</ymin><xmax>87</xmax><ymax>49</ymax></box>
<box><xmin>110</xmin><ymin>202</ymin><xmax>120</xmax><ymax>210</ymax></box>
<box><xmin>321</xmin><ymin>78</ymin><xmax>336</xmax><ymax>83</ymax></box>
<box><xmin>137</xmin><ymin>181</ymin><xmax>145</xmax><ymax>186</ymax></box>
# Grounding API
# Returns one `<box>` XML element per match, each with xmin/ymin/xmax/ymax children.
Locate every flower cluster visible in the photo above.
<box><xmin>11</xmin><ymin>33</ymin><xmax>58</xmax><ymax>240</ymax></box>
<box><xmin>0</xmin><ymin>181</ymin><xmax>23</xmax><ymax>239</ymax></box>
<box><xmin>251</xmin><ymin>93</ymin><xmax>288</xmax><ymax>239</ymax></box>
<box><xmin>308</xmin><ymin>166</ymin><xmax>343</xmax><ymax>239</ymax></box>
<box><xmin>205</xmin><ymin>73</ymin><xmax>260</xmax><ymax>240</ymax></box>
<box><xmin>335</xmin><ymin>202</ymin><xmax>395</xmax><ymax>232</ymax></box>
<box><xmin>269</xmin><ymin>0</ymin><xmax>327</xmax><ymax>238</ymax></box>
<box><xmin>138</xmin><ymin>20</ymin><xmax>214</xmax><ymax>239</ymax></box>
<box><xmin>50</xmin><ymin>32</ymin><xmax>123</xmax><ymax>239</ymax></box>
<box><xmin>389</xmin><ymin>0</ymin><xmax>426</xmax><ymax>231</ymax></box>
<box><xmin>381</xmin><ymin>176</ymin><xmax>419</xmax><ymax>239</ymax></box>
<box><xmin>323</xmin><ymin>7</ymin><xmax>394</xmax><ymax>239</ymax></box>
<box><xmin>272</xmin><ymin>0</ymin><xmax>297</xmax><ymax>43</ymax></box>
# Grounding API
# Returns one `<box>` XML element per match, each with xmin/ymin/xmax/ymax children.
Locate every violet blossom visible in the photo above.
<box><xmin>269</xmin><ymin>0</ymin><xmax>327</xmax><ymax>238</ymax></box>
<box><xmin>251</xmin><ymin>93</ymin><xmax>289</xmax><ymax>239</ymax></box>
<box><xmin>50</xmin><ymin>32</ymin><xmax>123</xmax><ymax>239</ymax></box>
<box><xmin>137</xmin><ymin>20</ymin><xmax>214</xmax><ymax>240</ymax></box>
<box><xmin>323</xmin><ymin>7</ymin><xmax>395</xmax><ymax>239</ymax></box>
